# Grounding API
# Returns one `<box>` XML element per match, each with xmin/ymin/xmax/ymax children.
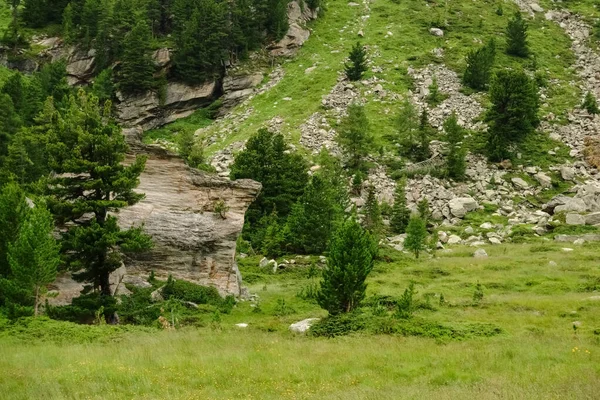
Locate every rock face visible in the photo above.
<box><xmin>118</xmin><ymin>128</ymin><xmax>261</xmax><ymax>296</ymax></box>
<box><xmin>220</xmin><ymin>72</ymin><xmax>265</xmax><ymax>113</ymax></box>
<box><xmin>268</xmin><ymin>1</ymin><xmax>318</xmax><ymax>57</ymax></box>
<box><xmin>116</xmin><ymin>81</ymin><xmax>217</xmax><ymax>129</ymax></box>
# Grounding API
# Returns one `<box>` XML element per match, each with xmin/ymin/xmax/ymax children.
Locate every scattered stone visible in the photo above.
<box><xmin>584</xmin><ymin>212</ymin><xmax>600</xmax><ymax>225</ymax></box>
<box><xmin>530</xmin><ymin>3</ymin><xmax>544</xmax><ymax>13</ymax></box>
<box><xmin>150</xmin><ymin>287</ymin><xmax>164</xmax><ymax>302</ymax></box>
<box><xmin>289</xmin><ymin>318</ymin><xmax>320</xmax><ymax>333</ymax></box>
<box><xmin>534</xmin><ymin>172</ymin><xmax>553</xmax><ymax>188</ymax></box>
<box><xmin>566</xmin><ymin>213</ymin><xmax>586</xmax><ymax>225</ymax></box>
<box><xmin>448</xmin><ymin>197</ymin><xmax>479</xmax><ymax>218</ymax></box>
<box><xmin>480</xmin><ymin>222</ymin><xmax>493</xmax><ymax>230</ymax></box>
<box><xmin>511</xmin><ymin>177</ymin><xmax>530</xmax><ymax>189</ymax></box>
<box><xmin>473</xmin><ymin>248</ymin><xmax>488</xmax><ymax>258</ymax></box>
<box><xmin>464</xmin><ymin>226</ymin><xmax>474</xmax><ymax>234</ymax></box>
<box><xmin>259</xmin><ymin>257</ymin><xmax>269</xmax><ymax>267</ymax></box>
<box><xmin>573</xmin><ymin>239</ymin><xmax>585</xmax><ymax>245</ymax></box>
<box><xmin>548</xmin><ymin>260</ymin><xmax>557</xmax><ymax>266</ymax></box>
<box><xmin>429</xmin><ymin>28</ymin><xmax>444</xmax><ymax>37</ymax></box>
<box><xmin>560</xmin><ymin>166</ymin><xmax>575</xmax><ymax>181</ymax></box>
<box><xmin>447</xmin><ymin>235</ymin><xmax>462</xmax><ymax>245</ymax></box>
<box><xmin>489</xmin><ymin>237</ymin><xmax>502</xmax><ymax>245</ymax></box>
<box><xmin>562</xmin><ymin>248</ymin><xmax>574</xmax><ymax>252</ymax></box>
<box><xmin>235</xmin><ymin>323</ymin><xmax>248</xmax><ymax>328</ymax></box>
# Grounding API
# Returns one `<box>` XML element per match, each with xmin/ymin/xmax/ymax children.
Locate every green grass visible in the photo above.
<box><xmin>143</xmin><ymin>108</ymin><xmax>214</xmax><ymax>147</ymax></box>
<box><xmin>2</xmin><ymin>243</ymin><xmax>600</xmax><ymax>399</ymax></box>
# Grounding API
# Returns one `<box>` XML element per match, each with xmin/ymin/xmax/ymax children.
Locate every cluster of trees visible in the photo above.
<box><xmin>0</xmin><ymin>65</ymin><xmax>150</xmax><ymax>320</ymax></box>
<box><xmin>3</xmin><ymin>0</ymin><xmax>312</xmax><ymax>93</ymax></box>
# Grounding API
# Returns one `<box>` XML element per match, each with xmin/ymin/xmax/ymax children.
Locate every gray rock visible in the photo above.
<box><xmin>289</xmin><ymin>318</ymin><xmax>320</xmax><ymax>333</ymax></box>
<box><xmin>448</xmin><ymin>197</ymin><xmax>478</xmax><ymax>218</ymax></box>
<box><xmin>560</xmin><ymin>166</ymin><xmax>575</xmax><ymax>181</ymax></box>
<box><xmin>530</xmin><ymin>3</ymin><xmax>544</xmax><ymax>13</ymax></box>
<box><xmin>150</xmin><ymin>287</ymin><xmax>164</xmax><ymax>302</ymax></box>
<box><xmin>534</xmin><ymin>172</ymin><xmax>553</xmax><ymax>188</ymax></box>
<box><xmin>480</xmin><ymin>222</ymin><xmax>493</xmax><ymax>230</ymax></box>
<box><xmin>585</xmin><ymin>212</ymin><xmax>600</xmax><ymax>225</ymax></box>
<box><xmin>447</xmin><ymin>235</ymin><xmax>462</xmax><ymax>245</ymax></box>
<box><xmin>473</xmin><ymin>248</ymin><xmax>488</xmax><ymax>258</ymax></box>
<box><xmin>548</xmin><ymin>261</ymin><xmax>557</xmax><ymax>266</ymax></box>
<box><xmin>429</xmin><ymin>28</ymin><xmax>444</xmax><ymax>37</ymax></box>
<box><xmin>464</xmin><ymin>226</ymin><xmax>474</xmax><ymax>234</ymax></box>
<box><xmin>566</xmin><ymin>213</ymin><xmax>586</xmax><ymax>225</ymax></box>
<box><xmin>574</xmin><ymin>239</ymin><xmax>585</xmax><ymax>245</ymax></box>
<box><xmin>489</xmin><ymin>237</ymin><xmax>502</xmax><ymax>245</ymax></box>
<box><xmin>511</xmin><ymin>177</ymin><xmax>530</xmax><ymax>189</ymax></box>
<box><xmin>259</xmin><ymin>257</ymin><xmax>269</xmax><ymax>267</ymax></box>
<box><xmin>555</xmin><ymin>198</ymin><xmax>587</xmax><ymax>213</ymax></box>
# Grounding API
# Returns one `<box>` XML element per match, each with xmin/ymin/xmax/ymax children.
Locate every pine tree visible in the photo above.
<box><xmin>119</xmin><ymin>20</ymin><xmax>155</xmax><ymax>95</ymax></box>
<box><xmin>427</xmin><ymin>76</ymin><xmax>444</xmax><ymax>106</ymax></box>
<box><xmin>506</xmin><ymin>12</ymin><xmax>529</xmax><ymax>58</ymax></box>
<box><xmin>45</xmin><ymin>90</ymin><xmax>152</xmax><ymax>301</ymax></box>
<box><xmin>463</xmin><ymin>39</ymin><xmax>496</xmax><ymax>91</ymax></box>
<box><xmin>91</xmin><ymin>69</ymin><xmax>115</xmax><ymax>104</ymax></box>
<box><xmin>336</xmin><ymin>103</ymin><xmax>373</xmax><ymax>170</ymax></box>
<box><xmin>62</xmin><ymin>3</ymin><xmax>76</xmax><ymax>44</ymax></box>
<box><xmin>317</xmin><ymin>218</ymin><xmax>377</xmax><ymax>314</ymax></box>
<box><xmin>0</xmin><ymin>182</ymin><xmax>27</xmax><ymax>278</ymax></box>
<box><xmin>345</xmin><ymin>42</ymin><xmax>368</xmax><ymax>81</ymax></box>
<box><xmin>8</xmin><ymin>200</ymin><xmax>60</xmax><ymax>316</ymax></box>
<box><xmin>390</xmin><ymin>178</ymin><xmax>410</xmax><ymax>234</ymax></box>
<box><xmin>362</xmin><ymin>185</ymin><xmax>383</xmax><ymax>234</ymax></box>
<box><xmin>286</xmin><ymin>175</ymin><xmax>344</xmax><ymax>254</ymax></box>
<box><xmin>444</xmin><ymin>113</ymin><xmax>466</xmax><ymax>180</ymax></box>
<box><xmin>582</xmin><ymin>91</ymin><xmax>600</xmax><ymax>115</ymax></box>
<box><xmin>485</xmin><ymin>69</ymin><xmax>539</xmax><ymax>161</ymax></box>
<box><xmin>396</xmin><ymin>99</ymin><xmax>420</xmax><ymax>157</ymax></box>
<box><xmin>2</xmin><ymin>0</ymin><xmax>26</xmax><ymax>50</ymax></box>
<box><xmin>0</xmin><ymin>94</ymin><xmax>22</xmax><ymax>161</ymax></box>
<box><xmin>230</xmin><ymin>129</ymin><xmax>308</xmax><ymax>249</ymax></box>
<box><xmin>417</xmin><ymin>198</ymin><xmax>430</xmax><ymax>224</ymax></box>
<box><xmin>404</xmin><ymin>215</ymin><xmax>427</xmax><ymax>259</ymax></box>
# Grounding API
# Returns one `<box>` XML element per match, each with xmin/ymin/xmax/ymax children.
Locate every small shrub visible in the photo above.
<box><xmin>309</xmin><ymin>313</ymin><xmax>368</xmax><ymax>338</ymax></box>
<box><xmin>297</xmin><ymin>281</ymin><xmax>319</xmax><ymax>301</ymax></box>
<box><xmin>213</xmin><ymin>200</ymin><xmax>230</xmax><ymax>219</ymax></box>
<box><xmin>582</xmin><ymin>91</ymin><xmax>599</xmax><ymax>115</ymax></box>
<box><xmin>273</xmin><ymin>299</ymin><xmax>295</xmax><ymax>316</ymax></box>
<box><xmin>396</xmin><ymin>282</ymin><xmax>416</xmax><ymax>319</ymax></box>
<box><xmin>472</xmin><ymin>283</ymin><xmax>484</xmax><ymax>305</ymax></box>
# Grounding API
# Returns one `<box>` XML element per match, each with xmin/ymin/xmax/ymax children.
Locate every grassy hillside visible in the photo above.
<box><xmin>1</xmin><ymin>243</ymin><xmax>599</xmax><ymax>399</ymax></box>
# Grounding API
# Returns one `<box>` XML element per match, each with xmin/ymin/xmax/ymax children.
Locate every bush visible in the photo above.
<box><xmin>47</xmin><ymin>293</ymin><xmax>118</xmax><ymax>324</ymax></box>
<box><xmin>396</xmin><ymin>283</ymin><xmax>417</xmax><ymax>319</ymax></box>
<box><xmin>162</xmin><ymin>276</ymin><xmax>233</xmax><ymax>312</ymax></box>
<box><xmin>309</xmin><ymin>313</ymin><xmax>369</xmax><ymax>338</ymax></box>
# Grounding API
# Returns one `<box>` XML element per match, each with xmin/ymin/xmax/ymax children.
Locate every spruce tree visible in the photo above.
<box><xmin>506</xmin><ymin>12</ymin><xmax>529</xmax><ymax>58</ymax></box>
<box><xmin>390</xmin><ymin>178</ymin><xmax>410</xmax><ymax>234</ymax></box>
<box><xmin>486</xmin><ymin>69</ymin><xmax>539</xmax><ymax>161</ymax></box>
<box><xmin>444</xmin><ymin>113</ymin><xmax>466</xmax><ymax>180</ymax></box>
<box><xmin>91</xmin><ymin>69</ymin><xmax>115</xmax><ymax>104</ymax></box>
<box><xmin>119</xmin><ymin>20</ymin><xmax>155</xmax><ymax>95</ymax></box>
<box><xmin>62</xmin><ymin>3</ymin><xmax>76</xmax><ymax>44</ymax></box>
<box><xmin>8</xmin><ymin>200</ymin><xmax>60</xmax><ymax>316</ymax></box>
<box><xmin>582</xmin><ymin>91</ymin><xmax>600</xmax><ymax>115</ymax></box>
<box><xmin>336</xmin><ymin>103</ymin><xmax>373</xmax><ymax>171</ymax></box>
<box><xmin>45</xmin><ymin>90</ymin><xmax>152</xmax><ymax>300</ymax></box>
<box><xmin>0</xmin><ymin>94</ymin><xmax>22</xmax><ymax>161</ymax></box>
<box><xmin>404</xmin><ymin>215</ymin><xmax>427</xmax><ymax>259</ymax></box>
<box><xmin>417</xmin><ymin>198</ymin><xmax>430</xmax><ymax>224</ymax></box>
<box><xmin>396</xmin><ymin>99</ymin><xmax>419</xmax><ymax>157</ymax></box>
<box><xmin>0</xmin><ymin>182</ymin><xmax>27</xmax><ymax>278</ymax></box>
<box><xmin>463</xmin><ymin>39</ymin><xmax>496</xmax><ymax>91</ymax></box>
<box><xmin>427</xmin><ymin>77</ymin><xmax>444</xmax><ymax>106</ymax></box>
<box><xmin>317</xmin><ymin>218</ymin><xmax>377</xmax><ymax>314</ymax></box>
<box><xmin>286</xmin><ymin>175</ymin><xmax>344</xmax><ymax>254</ymax></box>
<box><xmin>362</xmin><ymin>185</ymin><xmax>383</xmax><ymax>234</ymax></box>
<box><xmin>415</xmin><ymin>109</ymin><xmax>432</xmax><ymax>162</ymax></box>
<box><xmin>345</xmin><ymin>42</ymin><xmax>368</xmax><ymax>81</ymax></box>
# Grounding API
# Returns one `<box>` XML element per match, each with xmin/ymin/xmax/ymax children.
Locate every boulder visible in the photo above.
<box><xmin>429</xmin><ymin>28</ymin><xmax>444</xmax><ymax>37</ymax></box>
<box><xmin>289</xmin><ymin>318</ymin><xmax>320</xmax><ymax>333</ymax></box>
<box><xmin>489</xmin><ymin>237</ymin><xmax>502</xmax><ymax>245</ymax></box>
<box><xmin>152</xmin><ymin>48</ymin><xmax>171</xmax><ymax>67</ymax></box>
<box><xmin>584</xmin><ymin>212</ymin><xmax>600</xmax><ymax>225</ymax></box>
<box><xmin>511</xmin><ymin>177</ymin><xmax>530</xmax><ymax>189</ymax></box>
<box><xmin>560</xmin><ymin>166</ymin><xmax>575</xmax><ymax>181</ymax></box>
<box><xmin>566</xmin><ymin>213</ymin><xmax>585</xmax><ymax>225</ymax></box>
<box><xmin>554</xmin><ymin>198</ymin><xmax>587</xmax><ymax>213</ymax></box>
<box><xmin>473</xmin><ymin>248</ymin><xmax>488</xmax><ymax>258</ymax></box>
<box><xmin>268</xmin><ymin>1</ymin><xmax>317</xmax><ymax>57</ymax></box>
<box><xmin>480</xmin><ymin>222</ymin><xmax>493</xmax><ymax>230</ymax></box>
<box><xmin>448</xmin><ymin>197</ymin><xmax>478</xmax><ymax>218</ymax></box>
<box><xmin>534</xmin><ymin>172</ymin><xmax>552</xmax><ymax>188</ymax></box>
<box><xmin>259</xmin><ymin>257</ymin><xmax>269</xmax><ymax>267</ymax></box>
<box><xmin>447</xmin><ymin>234</ymin><xmax>462</xmax><ymax>245</ymax></box>
<box><xmin>530</xmin><ymin>3</ymin><xmax>544</xmax><ymax>12</ymax></box>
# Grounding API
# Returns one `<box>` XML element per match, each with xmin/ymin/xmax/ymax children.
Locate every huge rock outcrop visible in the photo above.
<box><xmin>268</xmin><ymin>1</ymin><xmax>318</xmax><ymax>57</ymax></box>
<box><xmin>118</xmin><ymin>128</ymin><xmax>261</xmax><ymax>296</ymax></box>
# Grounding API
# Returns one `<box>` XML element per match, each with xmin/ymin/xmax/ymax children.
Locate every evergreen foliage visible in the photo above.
<box><xmin>463</xmin><ymin>39</ymin><xmax>496</xmax><ymax>91</ymax></box>
<box><xmin>362</xmin><ymin>186</ymin><xmax>383</xmax><ymax>234</ymax></box>
<box><xmin>8</xmin><ymin>200</ymin><xmax>60</xmax><ymax>316</ymax></box>
<box><xmin>485</xmin><ymin>69</ymin><xmax>539</xmax><ymax>161</ymax></box>
<box><xmin>91</xmin><ymin>69</ymin><xmax>115</xmax><ymax>104</ymax></box>
<box><xmin>582</xmin><ymin>91</ymin><xmax>600</xmax><ymax>115</ymax></box>
<box><xmin>390</xmin><ymin>178</ymin><xmax>410</xmax><ymax>234</ymax></box>
<box><xmin>415</xmin><ymin>109</ymin><xmax>432</xmax><ymax>162</ymax></box>
<box><xmin>506</xmin><ymin>12</ymin><xmax>529</xmax><ymax>58</ymax></box>
<box><xmin>417</xmin><ymin>198</ymin><xmax>430</xmax><ymax>224</ymax></box>
<box><xmin>44</xmin><ymin>90</ymin><xmax>152</xmax><ymax>299</ymax></box>
<box><xmin>317</xmin><ymin>218</ymin><xmax>377</xmax><ymax>314</ymax></box>
<box><xmin>426</xmin><ymin>77</ymin><xmax>444</xmax><ymax>106</ymax></box>
<box><xmin>444</xmin><ymin>113</ymin><xmax>466</xmax><ymax>180</ymax></box>
<box><xmin>404</xmin><ymin>216</ymin><xmax>427</xmax><ymax>259</ymax></box>
<box><xmin>396</xmin><ymin>99</ymin><xmax>420</xmax><ymax>158</ymax></box>
<box><xmin>0</xmin><ymin>183</ymin><xmax>27</xmax><ymax>279</ymax></box>
<box><xmin>336</xmin><ymin>103</ymin><xmax>373</xmax><ymax>171</ymax></box>
<box><xmin>119</xmin><ymin>20</ymin><xmax>155</xmax><ymax>94</ymax></box>
<box><xmin>230</xmin><ymin>129</ymin><xmax>308</xmax><ymax>250</ymax></box>
<box><xmin>345</xmin><ymin>42</ymin><xmax>368</xmax><ymax>81</ymax></box>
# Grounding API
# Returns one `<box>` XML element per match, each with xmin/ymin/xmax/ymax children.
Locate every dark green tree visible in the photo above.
<box><xmin>582</xmin><ymin>91</ymin><xmax>600</xmax><ymax>115</ymax></box>
<box><xmin>119</xmin><ymin>20</ymin><xmax>155</xmax><ymax>94</ymax></box>
<box><xmin>8</xmin><ymin>200</ymin><xmax>60</xmax><ymax>316</ymax></box>
<box><xmin>0</xmin><ymin>94</ymin><xmax>22</xmax><ymax>161</ymax></box>
<box><xmin>336</xmin><ymin>103</ymin><xmax>373</xmax><ymax>170</ymax></box>
<box><xmin>62</xmin><ymin>2</ymin><xmax>76</xmax><ymax>44</ymax></box>
<box><xmin>230</xmin><ymin>129</ymin><xmax>308</xmax><ymax>248</ymax></box>
<box><xmin>345</xmin><ymin>42</ymin><xmax>368</xmax><ymax>81</ymax></box>
<box><xmin>396</xmin><ymin>99</ymin><xmax>420</xmax><ymax>157</ymax></box>
<box><xmin>444</xmin><ymin>113</ymin><xmax>466</xmax><ymax>180</ymax></box>
<box><xmin>463</xmin><ymin>39</ymin><xmax>496</xmax><ymax>91</ymax></box>
<box><xmin>38</xmin><ymin>61</ymin><xmax>71</xmax><ymax>106</ymax></box>
<box><xmin>0</xmin><ymin>182</ymin><xmax>27</xmax><ymax>278</ymax></box>
<box><xmin>415</xmin><ymin>109</ymin><xmax>432</xmax><ymax>162</ymax></box>
<box><xmin>506</xmin><ymin>11</ymin><xmax>529</xmax><ymax>57</ymax></box>
<box><xmin>362</xmin><ymin>185</ymin><xmax>383</xmax><ymax>234</ymax></box>
<box><xmin>427</xmin><ymin>76</ymin><xmax>444</xmax><ymax>106</ymax></box>
<box><xmin>317</xmin><ymin>218</ymin><xmax>377</xmax><ymax>314</ymax></box>
<box><xmin>390</xmin><ymin>178</ymin><xmax>410</xmax><ymax>234</ymax></box>
<box><xmin>45</xmin><ymin>90</ymin><xmax>152</xmax><ymax>299</ymax></box>
<box><xmin>91</xmin><ymin>69</ymin><xmax>115</xmax><ymax>104</ymax></box>
<box><xmin>404</xmin><ymin>215</ymin><xmax>427</xmax><ymax>259</ymax></box>
<box><xmin>285</xmin><ymin>174</ymin><xmax>344</xmax><ymax>254</ymax></box>
<box><xmin>2</xmin><ymin>0</ymin><xmax>27</xmax><ymax>50</ymax></box>
<box><xmin>417</xmin><ymin>198</ymin><xmax>430</xmax><ymax>224</ymax></box>
<box><xmin>485</xmin><ymin>69</ymin><xmax>539</xmax><ymax>161</ymax></box>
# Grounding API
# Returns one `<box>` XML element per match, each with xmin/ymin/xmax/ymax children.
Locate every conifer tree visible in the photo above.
<box><xmin>390</xmin><ymin>178</ymin><xmax>410</xmax><ymax>234</ymax></box>
<box><xmin>486</xmin><ymin>69</ymin><xmax>539</xmax><ymax>161</ymax></box>
<box><xmin>0</xmin><ymin>182</ymin><xmax>27</xmax><ymax>278</ymax></box>
<box><xmin>0</xmin><ymin>94</ymin><xmax>22</xmax><ymax>161</ymax></box>
<box><xmin>91</xmin><ymin>69</ymin><xmax>115</xmax><ymax>104</ymax></box>
<box><xmin>582</xmin><ymin>91</ymin><xmax>600</xmax><ymax>115</ymax></box>
<box><xmin>444</xmin><ymin>113</ymin><xmax>466</xmax><ymax>180</ymax></box>
<box><xmin>415</xmin><ymin>109</ymin><xmax>432</xmax><ymax>162</ymax></box>
<box><xmin>427</xmin><ymin>77</ymin><xmax>444</xmax><ymax>106</ymax></box>
<box><xmin>417</xmin><ymin>198</ymin><xmax>430</xmax><ymax>224</ymax></box>
<box><xmin>345</xmin><ymin>42</ymin><xmax>368</xmax><ymax>81</ymax></box>
<box><xmin>44</xmin><ymin>90</ymin><xmax>152</xmax><ymax>300</ymax></box>
<box><xmin>362</xmin><ymin>185</ymin><xmax>383</xmax><ymax>234</ymax></box>
<box><xmin>463</xmin><ymin>39</ymin><xmax>496</xmax><ymax>91</ymax></box>
<box><xmin>317</xmin><ymin>218</ymin><xmax>377</xmax><ymax>314</ymax></box>
<box><xmin>8</xmin><ymin>200</ymin><xmax>60</xmax><ymax>316</ymax></box>
<box><xmin>404</xmin><ymin>215</ymin><xmax>427</xmax><ymax>259</ymax></box>
<box><xmin>336</xmin><ymin>103</ymin><xmax>373</xmax><ymax>171</ymax></box>
<box><xmin>119</xmin><ymin>20</ymin><xmax>155</xmax><ymax>94</ymax></box>
<box><xmin>396</xmin><ymin>99</ymin><xmax>419</xmax><ymax>157</ymax></box>
<box><xmin>506</xmin><ymin>12</ymin><xmax>529</xmax><ymax>57</ymax></box>
<box><xmin>62</xmin><ymin>3</ymin><xmax>76</xmax><ymax>44</ymax></box>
